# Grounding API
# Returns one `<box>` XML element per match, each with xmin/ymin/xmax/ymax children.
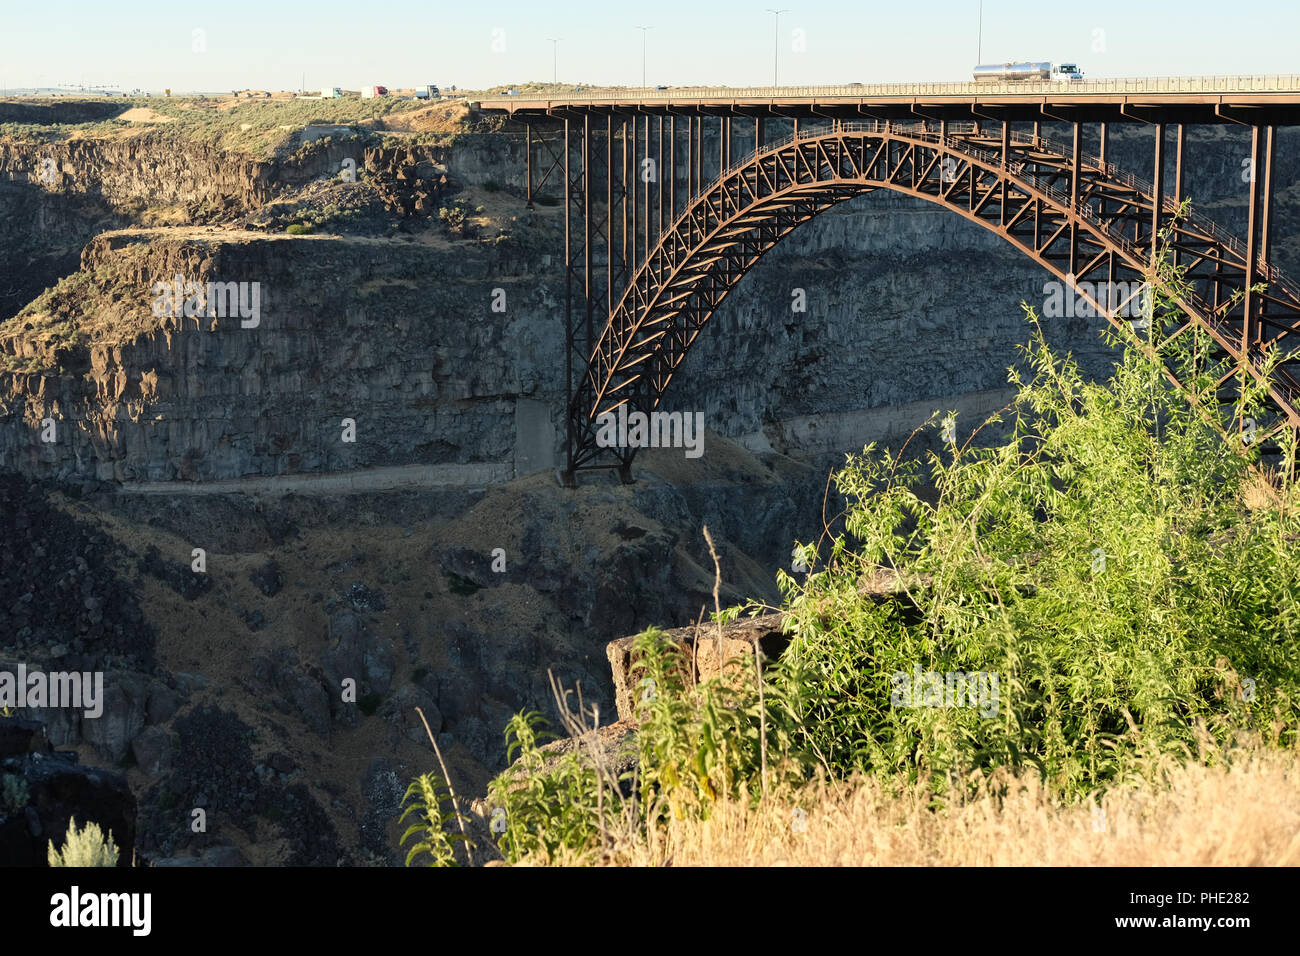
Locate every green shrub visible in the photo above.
<box><xmin>769</xmin><ymin>259</ymin><xmax>1298</xmax><ymax>799</ymax></box>
<box><xmin>2</xmin><ymin>774</ymin><xmax>29</xmax><ymax>811</ymax></box>
<box><xmin>48</xmin><ymin>817</ymin><xmax>120</xmax><ymax>867</ymax></box>
<box><xmin>629</xmin><ymin>626</ymin><xmax>804</xmax><ymax>821</ymax></box>
<box><xmin>476</xmin><ymin>632</ymin><xmax>805</xmax><ymax>865</ymax></box>
<box><xmin>296</xmin><ymin>203</ymin><xmax>360</xmax><ymax>232</ymax></box>
<box><xmin>485</xmin><ymin>710</ymin><xmax>602</xmax><ymax>862</ymax></box>
<box><xmin>439</xmin><ymin>200</ymin><xmax>470</xmax><ymax>229</ymax></box>
<box><xmin>284</xmin><ymin>223</ymin><xmax>312</xmax><ymax>235</ymax></box>
<box><xmin>399</xmin><ymin>772</ymin><xmax>469</xmax><ymax>866</ymax></box>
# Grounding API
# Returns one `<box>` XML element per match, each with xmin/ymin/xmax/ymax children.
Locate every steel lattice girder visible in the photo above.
<box><xmin>560</xmin><ymin>122</ymin><xmax>1300</xmax><ymax>475</ymax></box>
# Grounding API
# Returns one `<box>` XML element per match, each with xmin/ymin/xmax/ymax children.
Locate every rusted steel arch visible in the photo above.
<box><xmin>568</xmin><ymin>121</ymin><xmax>1300</xmax><ymax>476</ymax></box>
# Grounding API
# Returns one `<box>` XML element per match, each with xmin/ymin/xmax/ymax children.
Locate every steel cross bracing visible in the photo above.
<box><xmin>516</xmin><ymin>113</ymin><xmax>1299</xmax><ymax>485</ymax></box>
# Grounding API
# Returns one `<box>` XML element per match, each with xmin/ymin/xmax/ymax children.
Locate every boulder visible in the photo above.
<box><xmin>605</xmin><ymin>612</ymin><xmax>790</xmax><ymax>722</ymax></box>
<box><xmin>81</xmin><ymin>672</ymin><xmax>150</xmax><ymax>763</ymax></box>
<box><xmin>130</xmin><ymin>726</ymin><xmax>173</xmax><ymax>777</ymax></box>
<box><xmin>379</xmin><ymin>684</ymin><xmax>441</xmax><ymax>746</ymax></box>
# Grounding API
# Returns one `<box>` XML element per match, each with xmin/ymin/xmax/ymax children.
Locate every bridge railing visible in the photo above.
<box><xmin>493</xmin><ymin>74</ymin><xmax>1300</xmax><ymax>103</ymax></box>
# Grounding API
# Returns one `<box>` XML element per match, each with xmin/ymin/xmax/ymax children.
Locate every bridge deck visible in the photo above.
<box><xmin>478</xmin><ymin>75</ymin><xmax>1300</xmax><ymax>122</ymax></box>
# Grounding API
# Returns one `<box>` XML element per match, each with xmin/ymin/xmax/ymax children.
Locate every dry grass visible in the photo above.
<box><xmin>1242</xmin><ymin>467</ymin><xmax>1295</xmax><ymax>512</ymax></box>
<box><xmin>118</xmin><ymin>107</ymin><xmax>174</xmax><ymax>124</ymax></box>
<box><xmin>370</xmin><ymin>102</ymin><xmax>470</xmax><ymax>135</ymax></box>
<box><xmin>527</xmin><ymin>735</ymin><xmax>1300</xmax><ymax>867</ymax></box>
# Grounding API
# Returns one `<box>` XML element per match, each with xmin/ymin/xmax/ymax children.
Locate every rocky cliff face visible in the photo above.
<box><xmin>0</xmin><ymin>134</ymin><xmax>295</xmax><ymax>316</ymax></box>
<box><xmin>0</xmin><ymin>203</ymin><xmax>1113</xmax><ymax>484</ymax></box>
<box><xmin>3</xmin><ymin>121</ymin><xmax>1293</xmax><ymax>488</ymax></box>
<box><xmin>0</xmin><ymin>437</ymin><xmax>822</xmax><ymax>865</ymax></box>
<box><xmin>0</xmin><ymin>227</ymin><xmax>554</xmax><ymax>481</ymax></box>
<box><xmin>0</xmin><ymin>129</ymin><xmax>497</xmax><ymax>320</ymax></box>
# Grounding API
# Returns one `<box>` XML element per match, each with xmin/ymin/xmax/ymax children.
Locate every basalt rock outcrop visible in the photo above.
<box><xmin>0</xmin><ymin>717</ymin><xmax>136</xmax><ymax>867</ymax></box>
<box><xmin>0</xmin><ymin>226</ymin><xmax>551</xmax><ymax>482</ymax></box>
<box><xmin>3</xmin><ymin>120</ymin><xmax>1294</xmax><ymax>488</ymax></box>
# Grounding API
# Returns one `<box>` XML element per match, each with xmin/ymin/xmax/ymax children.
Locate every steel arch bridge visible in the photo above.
<box><xmin>482</xmin><ymin>88</ymin><xmax>1300</xmax><ymax>484</ymax></box>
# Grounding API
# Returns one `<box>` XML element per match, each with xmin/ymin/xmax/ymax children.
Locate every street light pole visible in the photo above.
<box><xmin>547</xmin><ymin>38</ymin><xmax>561</xmax><ymax>84</ymax></box>
<box><xmin>635</xmin><ymin>26</ymin><xmax>651</xmax><ymax>88</ymax></box>
<box><xmin>765</xmin><ymin>9</ymin><xmax>788</xmax><ymax>88</ymax></box>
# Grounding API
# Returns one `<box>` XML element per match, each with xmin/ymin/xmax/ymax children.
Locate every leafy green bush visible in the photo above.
<box><xmin>302</xmin><ymin>203</ymin><xmax>360</xmax><ymax>232</ymax></box>
<box><xmin>284</xmin><ymin>223</ymin><xmax>312</xmax><ymax>235</ymax></box>
<box><xmin>629</xmin><ymin>626</ymin><xmax>806</xmax><ymax>819</ymax></box>
<box><xmin>770</xmin><ymin>267</ymin><xmax>1299</xmax><ymax>798</ymax></box>
<box><xmin>48</xmin><ymin>817</ymin><xmax>120</xmax><ymax>867</ymax></box>
<box><xmin>764</xmin><ymin>245</ymin><xmax>1295</xmax><ymax>799</ymax></box>
<box><xmin>399</xmin><ymin>773</ymin><xmax>469</xmax><ymax>867</ymax></box>
<box><xmin>471</xmin><ymin>631</ymin><xmax>807</xmax><ymax>865</ymax></box>
<box><xmin>2</xmin><ymin>774</ymin><xmax>29</xmax><ymax>811</ymax></box>
<box><xmin>439</xmin><ymin>200</ymin><xmax>470</xmax><ymax>229</ymax></box>
<box><xmin>486</xmin><ymin>710</ymin><xmax>601</xmax><ymax>861</ymax></box>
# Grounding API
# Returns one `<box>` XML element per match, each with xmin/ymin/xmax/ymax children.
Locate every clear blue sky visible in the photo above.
<box><xmin>1</xmin><ymin>0</ymin><xmax>1294</xmax><ymax>92</ymax></box>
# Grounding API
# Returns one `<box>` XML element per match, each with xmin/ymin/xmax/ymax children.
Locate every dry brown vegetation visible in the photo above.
<box><xmin>527</xmin><ymin>734</ymin><xmax>1300</xmax><ymax>866</ymax></box>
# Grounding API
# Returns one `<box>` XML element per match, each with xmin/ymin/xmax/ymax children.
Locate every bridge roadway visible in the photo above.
<box><xmin>477</xmin><ymin>74</ymin><xmax>1300</xmax><ymax>121</ymax></box>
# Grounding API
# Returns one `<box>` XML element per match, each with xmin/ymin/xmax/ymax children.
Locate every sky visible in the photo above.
<box><xmin>1</xmin><ymin>0</ymin><xmax>1295</xmax><ymax>93</ymax></box>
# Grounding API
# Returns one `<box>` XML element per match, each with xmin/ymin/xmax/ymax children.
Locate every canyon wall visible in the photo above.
<box><xmin>1</xmin><ymin>121</ymin><xmax>1295</xmax><ymax>486</ymax></box>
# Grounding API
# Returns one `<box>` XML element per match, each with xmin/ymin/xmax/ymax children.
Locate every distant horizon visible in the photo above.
<box><xmin>6</xmin><ymin>63</ymin><xmax>1300</xmax><ymax>101</ymax></box>
<box><xmin>2</xmin><ymin>0</ymin><xmax>1295</xmax><ymax>94</ymax></box>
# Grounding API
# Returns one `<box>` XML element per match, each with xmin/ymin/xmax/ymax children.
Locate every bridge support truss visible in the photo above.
<box><xmin>509</xmin><ymin>102</ymin><xmax>1299</xmax><ymax>485</ymax></box>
